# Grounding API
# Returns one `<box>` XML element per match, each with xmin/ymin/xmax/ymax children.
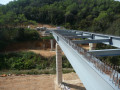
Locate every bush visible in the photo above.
<box><xmin>41</xmin><ymin>35</ymin><xmax>54</xmax><ymax>40</ymax></box>
<box><xmin>0</xmin><ymin>52</ymin><xmax>72</xmax><ymax>70</ymax></box>
<box><xmin>0</xmin><ymin>28</ymin><xmax>40</xmax><ymax>51</ymax></box>
<box><xmin>0</xmin><ymin>41</ymin><xmax>8</xmax><ymax>51</ymax></box>
<box><xmin>15</xmin><ymin>28</ymin><xmax>40</xmax><ymax>41</ymax></box>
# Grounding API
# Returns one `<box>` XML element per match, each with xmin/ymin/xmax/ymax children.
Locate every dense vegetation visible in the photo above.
<box><xmin>0</xmin><ymin>0</ymin><xmax>120</xmax><ymax>72</ymax></box>
<box><xmin>0</xmin><ymin>28</ymin><xmax>40</xmax><ymax>51</ymax></box>
<box><xmin>96</xmin><ymin>44</ymin><xmax>120</xmax><ymax>67</ymax></box>
<box><xmin>0</xmin><ymin>52</ymin><xmax>72</xmax><ymax>70</ymax></box>
<box><xmin>0</xmin><ymin>0</ymin><xmax>120</xmax><ymax>35</ymax></box>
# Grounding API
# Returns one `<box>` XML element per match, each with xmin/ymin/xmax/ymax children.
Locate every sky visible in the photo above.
<box><xmin>0</xmin><ymin>0</ymin><xmax>120</xmax><ymax>5</ymax></box>
<box><xmin>0</xmin><ymin>0</ymin><xmax>14</xmax><ymax>5</ymax></box>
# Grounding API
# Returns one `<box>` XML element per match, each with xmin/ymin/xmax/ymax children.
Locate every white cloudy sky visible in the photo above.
<box><xmin>0</xmin><ymin>0</ymin><xmax>120</xmax><ymax>5</ymax></box>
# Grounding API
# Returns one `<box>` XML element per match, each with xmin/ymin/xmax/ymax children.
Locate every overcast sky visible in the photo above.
<box><xmin>0</xmin><ymin>0</ymin><xmax>120</xmax><ymax>5</ymax></box>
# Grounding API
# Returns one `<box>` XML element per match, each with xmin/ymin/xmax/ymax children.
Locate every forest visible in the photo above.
<box><xmin>0</xmin><ymin>0</ymin><xmax>120</xmax><ymax>71</ymax></box>
<box><xmin>0</xmin><ymin>0</ymin><xmax>120</xmax><ymax>35</ymax></box>
<box><xmin>0</xmin><ymin>28</ymin><xmax>40</xmax><ymax>51</ymax></box>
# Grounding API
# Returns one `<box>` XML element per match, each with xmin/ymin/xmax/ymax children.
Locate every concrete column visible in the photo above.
<box><xmin>50</xmin><ymin>39</ymin><xmax>54</xmax><ymax>51</ymax></box>
<box><xmin>43</xmin><ymin>44</ymin><xmax>45</xmax><ymax>50</ymax></box>
<box><xmin>56</xmin><ymin>43</ymin><xmax>62</xmax><ymax>85</ymax></box>
<box><xmin>89</xmin><ymin>43</ymin><xmax>96</xmax><ymax>50</ymax></box>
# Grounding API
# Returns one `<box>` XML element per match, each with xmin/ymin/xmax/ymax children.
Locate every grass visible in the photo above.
<box><xmin>0</xmin><ymin>51</ymin><xmax>73</xmax><ymax>75</ymax></box>
<box><xmin>0</xmin><ymin>68</ymin><xmax>74</xmax><ymax>75</ymax></box>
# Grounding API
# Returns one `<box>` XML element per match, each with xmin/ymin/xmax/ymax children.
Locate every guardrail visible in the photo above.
<box><xmin>54</xmin><ymin>30</ymin><xmax>120</xmax><ymax>89</ymax></box>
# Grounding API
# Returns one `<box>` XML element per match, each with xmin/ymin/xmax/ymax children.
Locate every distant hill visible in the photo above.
<box><xmin>0</xmin><ymin>4</ymin><xmax>3</xmax><ymax>6</ymax></box>
<box><xmin>0</xmin><ymin>4</ymin><xmax>2</xmax><ymax>6</ymax></box>
<box><xmin>0</xmin><ymin>0</ymin><xmax>120</xmax><ymax>35</ymax></box>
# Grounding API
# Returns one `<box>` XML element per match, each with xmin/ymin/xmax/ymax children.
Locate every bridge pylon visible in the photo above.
<box><xmin>50</xmin><ymin>39</ymin><xmax>54</xmax><ymax>51</ymax></box>
<box><xmin>56</xmin><ymin>43</ymin><xmax>62</xmax><ymax>85</ymax></box>
<box><xmin>89</xmin><ymin>43</ymin><xmax>96</xmax><ymax>50</ymax></box>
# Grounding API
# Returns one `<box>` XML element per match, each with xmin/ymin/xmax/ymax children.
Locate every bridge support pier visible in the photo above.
<box><xmin>50</xmin><ymin>39</ymin><xmax>54</xmax><ymax>51</ymax></box>
<box><xmin>56</xmin><ymin>43</ymin><xmax>62</xmax><ymax>85</ymax></box>
<box><xmin>89</xmin><ymin>43</ymin><xmax>96</xmax><ymax>50</ymax></box>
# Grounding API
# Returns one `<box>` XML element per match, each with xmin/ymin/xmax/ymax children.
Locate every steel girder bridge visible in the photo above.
<box><xmin>52</xmin><ymin>30</ymin><xmax>120</xmax><ymax>90</ymax></box>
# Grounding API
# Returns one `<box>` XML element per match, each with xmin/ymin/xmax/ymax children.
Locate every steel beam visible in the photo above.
<box><xmin>59</xmin><ymin>30</ymin><xmax>120</xmax><ymax>48</ymax></box>
<box><xmin>61</xmin><ymin>33</ymin><xmax>78</xmax><ymax>36</ymax></box>
<box><xmin>75</xmin><ymin>31</ymin><xmax>120</xmax><ymax>48</ymax></box>
<box><xmin>57</xmin><ymin>30</ymin><xmax>84</xmax><ymax>35</ymax></box>
<box><xmin>88</xmin><ymin>49</ymin><xmax>120</xmax><ymax>57</ymax></box>
<box><xmin>52</xmin><ymin>31</ymin><xmax>118</xmax><ymax>90</ymax></box>
<box><xmin>72</xmin><ymin>39</ymin><xmax>110</xmax><ymax>44</ymax></box>
<box><xmin>64</xmin><ymin>35</ymin><xmax>92</xmax><ymax>39</ymax></box>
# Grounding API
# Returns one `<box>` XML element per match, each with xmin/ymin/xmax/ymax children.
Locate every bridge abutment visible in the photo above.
<box><xmin>56</xmin><ymin>43</ymin><xmax>62</xmax><ymax>85</ymax></box>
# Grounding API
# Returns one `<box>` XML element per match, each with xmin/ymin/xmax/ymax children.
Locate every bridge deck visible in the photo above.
<box><xmin>52</xmin><ymin>30</ymin><xmax>120</xmax><ymax>90</ymax></box>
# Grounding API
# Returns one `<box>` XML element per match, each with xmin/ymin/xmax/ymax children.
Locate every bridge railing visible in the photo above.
<box><xmin>54</xmin><ymin>30</ymin><xmax>120</xmax><ymax>88</ymax></box>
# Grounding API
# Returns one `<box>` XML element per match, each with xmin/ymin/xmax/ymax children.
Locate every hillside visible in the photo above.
<box><xmin>0</xmin><ymin>0</ymin><xmax>120</xmax><ymax>35</ymax></box>
<box><xmin>0</xmin><ymin>1</ymin><xmax>120</xmax><ymax>89</ymax></box>
<box><xmin>0</xmin><ymin>4</ymin><xmax>2</xmax><ymax>6</ymax></box>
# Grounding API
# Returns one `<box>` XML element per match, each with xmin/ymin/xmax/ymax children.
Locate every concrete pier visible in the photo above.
<box><xmin>56</xmin><ymin>43</ymin><xmax>62</xmax><ymax>85</ymax></box>
<box><xmin>89</xmin><ymin>43</ymin><xmax>96</xmax><ymax>50</ymax></box>
<box><xmin>51</xmin><ymin>39</ymin><xmax>54</xmax><ymax>51</ymax></box>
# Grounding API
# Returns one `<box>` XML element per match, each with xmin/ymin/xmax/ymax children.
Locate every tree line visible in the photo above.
<box><xmin>0</xmin><ymin>0</ymin><xmax>120</xmax><ymax>68</ymax></box>
<box><xmin>0</xmin><ymin>0</ymin><xmax>120</xmax><ymax>35</ymax></box>
<box><xmin>0</xmin><ymin>28</ymin><xmax>40</xmax><ymax>51</ymax></box>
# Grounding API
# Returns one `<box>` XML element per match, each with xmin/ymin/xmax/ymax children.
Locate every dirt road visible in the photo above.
<box><xmin>0</xmin><ymin>73</ymin><xmax>85</xmax><ymax>90</ymax></box>
<box><xmin>28</xmin><ymin>49</ymin><xmax>56</xmax><ymax>57</ymax></box>
<box><xmin>0</xmin><ymin>74</ymin><xmax>55</xmax><ymax>90</ymax></box>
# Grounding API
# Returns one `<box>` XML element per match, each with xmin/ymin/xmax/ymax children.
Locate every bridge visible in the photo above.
<box><xmin>52</xmin><ymin>30</ymin><xmax>120</xmax><ymax>90</ymax></box>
